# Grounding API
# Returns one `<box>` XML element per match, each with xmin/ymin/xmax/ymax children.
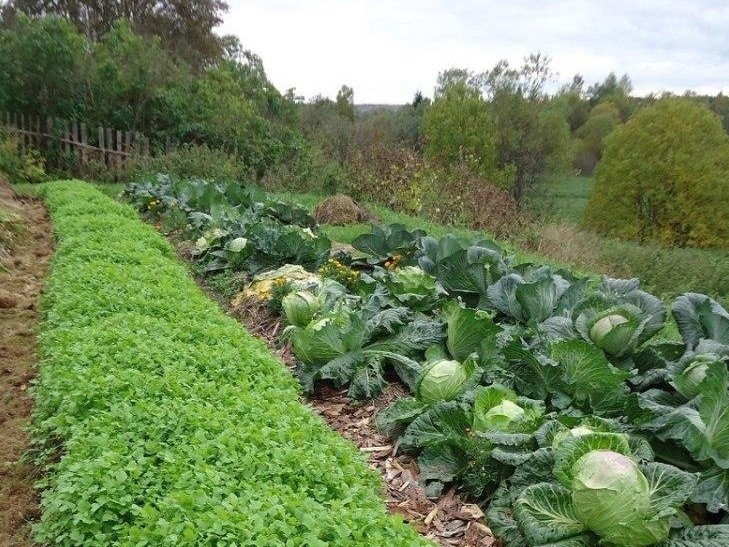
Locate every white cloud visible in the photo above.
<box><xmin>220</xmin><ymin>0</ymin><xmax>729</xmax><ymax>103</ymax></box>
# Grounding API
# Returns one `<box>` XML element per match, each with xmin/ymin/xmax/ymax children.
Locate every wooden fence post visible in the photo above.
<box><xmin>79</xmin><ymin>123</ymin><xmax>87</xmax><ymax>164</ymax></box>
<box><xmin>105</xmin><ymin>127</ymin><xmax>113</xmax><ymax>169</ymax></box>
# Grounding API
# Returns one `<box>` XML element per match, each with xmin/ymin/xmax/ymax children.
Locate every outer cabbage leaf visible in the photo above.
<box><xmin>550</xmin><ymin>340</ymin><xmax>630</xmax><ymax>414</ymax></box>
<box><xmin>400</xmin><ymin>401</ymin><xmax>471</xmax><ymax>451</ymax></box>
<box><xmin>658</xmin><ymin>525</ymin><xmax>729</xmax><ymax>547</ymax></box>
<box><xmin>443</xmin><ymin>300</ymin><xmax>501</xmax><ymax>361</ymax></box>
<box><xmin>514</xmin><ymin>483</ymin><xmax>591</xmax><ymax>546</ymax></box>
<box><xmin>672</xmin><ymin>293</ymin><xmax>729</xmax><ymax>349</ymax></box>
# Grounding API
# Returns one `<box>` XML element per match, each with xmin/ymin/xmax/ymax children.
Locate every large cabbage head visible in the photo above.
<box><xmin>588</xmin><ymin>313</ymin><xmax>633</xmax><ymax>355</ymax></box>
<box><xmin>674</xmin><ymin>353</ymin><xmax>721</xmax><ymax>399</ymax></box>
<box><xmin>282</xmin><ymin>291</ymin><xmax>320</xmax><ymax>327</ymax></box>
<box><xmin>572</xmin><ymin>450</ymin><xmax>666</xmax><ymax>546</ymax></box>
<box><xmin>416</xmin><ymin>359</ymin><xmax>468</xmax><ymax>403</ymax></box>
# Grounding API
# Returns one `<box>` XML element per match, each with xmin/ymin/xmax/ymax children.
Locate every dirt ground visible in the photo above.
<box><xmin>0</xmin><ymin>179</ymin><xmax>52</xmax><ymax>546</ymax></box>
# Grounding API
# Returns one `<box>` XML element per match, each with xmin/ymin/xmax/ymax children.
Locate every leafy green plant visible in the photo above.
<box><xmin>281</xmin><ymin>290</ymin><xmax>320</xmax><ymax>327</ymax></box>
<box><xmin>512</xmin><ymin>431</ymin><xmax>702</xmax><ymax>547</ymax></box>
<box><xmin>34</xmin><ymin>180</ymin><xmax>432</xmax><ymax>546</ymax></box>
<box><xmin>418</xmin><ymin>234</ymin><xmax>507</xmax><ymax>307</ymax></box>
<box><xmin>574</xmin><ymin>277</ymin><xmax>666</xmax><ymax>358</ymax></box>
<box><xmin>351</xmin><ymin>223</ymin><xmax>426</xmax><ymax>265</ymax></box>
<box><xmin>380</xmin><ymin>265</ymin><xmax>445</xmax><ymax>311</ymax></box>
<box><xmin>285</xmin><ymin>302</ymin><xmax>444</xmax><ymax>399</ymax></box>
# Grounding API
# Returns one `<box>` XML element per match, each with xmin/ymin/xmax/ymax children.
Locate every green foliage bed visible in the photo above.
<box><xmin>32</xmin><ymin>180</ymin><xmax>431</xmax><ymax>546</ymax></box>
<box><xmin>123</xmin><ymin>174</ymin><xmax>729</xmax><ymax>547</ymax></box>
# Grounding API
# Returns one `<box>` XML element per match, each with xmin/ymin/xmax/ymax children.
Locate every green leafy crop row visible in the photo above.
<box><xmin>32</xmin><ymin>180</ymin><xmax>431</xmax><ymax>546</ymax></box>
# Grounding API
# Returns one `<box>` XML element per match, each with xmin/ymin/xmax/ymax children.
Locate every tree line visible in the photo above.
<box><xmin>2</xmin><ymin>5</ymin><xmax>729</xmax><ymax>248</ymax></box>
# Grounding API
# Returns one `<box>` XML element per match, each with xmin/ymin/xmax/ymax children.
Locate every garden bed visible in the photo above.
<box><xmin>33</xmin><ymin>180</ymin><xmax>430</xmax><ymax>546</ymax></box>
<box><xmin>121</xmin><ymin>174</ymin><xmax>729</xmax><ymax>547</ymax></box>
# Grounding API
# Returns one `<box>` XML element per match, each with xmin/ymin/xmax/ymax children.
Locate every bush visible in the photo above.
<box><xmin>118</xmin><ymin>144</ymin><xmax>252</xmax><ymax>183</ymax></box>
<box><xmin>584</xmin><ymin>97</ymin><xmax>729</xmax><ymax>248</ymax></box>
<box><xmin>418</xmin><ymin>165</ymin><xmax>523</xmax><ymax>238</ymax></box>
<box><xmin>33</xmin><ymin>181</ymin><xmax>431</xmax><ymax>546</ymax></box>
<box><xmin>0</xmin><ymin>130</ymin><xmax>46</xmax><ymax>183</ymax></box>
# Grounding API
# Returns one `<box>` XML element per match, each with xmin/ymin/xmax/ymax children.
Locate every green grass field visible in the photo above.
<box><xmin>527</xmin><ymin>174</ymin><xmax>595</xmax><ymax>224</ymax></box>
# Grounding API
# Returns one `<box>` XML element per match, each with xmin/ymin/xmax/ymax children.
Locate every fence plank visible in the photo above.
<box><xmin>80</xmin><ymin>123</ymin><xmax>87</xmax><ymax>164</ymax></box>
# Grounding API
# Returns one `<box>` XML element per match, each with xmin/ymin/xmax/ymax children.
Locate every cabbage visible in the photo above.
<box><xmin>588</xmin><ymin>313</ymin><xmax>631</xmax><ymax>354</ymax></box>
<box><xmin>384</xmin><ymin>266</ymin><xmax>441</xmax><ymax>311</ymax></box>
<box><xmin>228</xmin><ymin>237</ymin><xmax>248</xmax><ymax>253</ymax></box>
<box><xmin>589</xmin><ymin>314</ymin><xmax>629</xmax><ymax>343</ymax></box>
<box><xmin>572</xmin><ymin>450</ymin><xmax>665</xmax><ymax>546</ymax></box>
<box><xmin>282</xmin><ymin>291</ymin><xmax>320</xmax><ymax>327</ymax></box>
<box><xmin>416</xmin><ymin>359</ymin><xmax>468</xmax><ymax>403</ymax></box>
<box><xmin>675</xmin><ymin>353</ymin><xmax>720</xmax><ymax>399</ymax></box>
<box><xmin>552</xmin><ymin>425</ymin><xmax>595</xmax><ymax>448</ymax></box>
<box><xmin>481</xmin><ymin>400</ymin><xmax>525</xmax><ymax>430</ymax></box>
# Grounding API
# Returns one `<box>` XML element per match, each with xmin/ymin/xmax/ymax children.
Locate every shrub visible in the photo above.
<box><xmin>422</xmin><ymin>82</ymin><xmax>497</xmax><ymax>177</ymax></box>
<box><xmin>0</xmin><ymin>130</ymin><xmax>46</xmax><ymax>184</ymax></box>
<box><xmin>419</xmin><ymin>165</ymin><xmax>523</xmax><ymax>238</ymax></box>
<box><xmin>584</xmin><ymin>97</ymin><xmax>729</xmax><ymax>248</ymax></box>
<box><xmin>118</xmin><ymin>143</ymin><xmax>252</xmax><ymax>183</ymax></box>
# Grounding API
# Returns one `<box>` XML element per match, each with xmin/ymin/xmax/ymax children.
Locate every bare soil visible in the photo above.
<box><xmin>0</xmin><ymin>179</ymin><xmax>52</xmax><ymax>546</ymax></box>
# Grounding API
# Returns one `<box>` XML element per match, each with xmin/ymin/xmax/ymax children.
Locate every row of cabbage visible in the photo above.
<box><xmin>126</xmin><ymin>176</ymin><xmax>729</xmax><ymax>547</ymax></box>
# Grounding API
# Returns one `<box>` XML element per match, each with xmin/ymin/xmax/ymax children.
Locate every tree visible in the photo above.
<box><xmin>434</xmin><ymin>68</ymin><xmax>474</xmax><ymax>98</ymax></box>
<box><xmin>588</xmin><ymin>72</ymin><xmax>634</xmax><ymax>120</ymax></box>
<box><xmin>3</xmin><ymin>0</ymin><xmax>228</xmax><ymax>69</ymax></box>
<box><xmin>335</xmin><ymin>85</ymin><xmax>355</xmax><ymax>121</ymax></box>
<box><xmin>421</xmin><ymin>82</ymin><xmax>496</xmax><ymax>176</ymax></box>
<box><xmin>476</xmin><ymin>55</ymin><xmax>571</xmax><ymax>202</ymax></box>
<box><xmin>85</xmin><ymin>20</ymin><xmax>181</xmax><ymax>130</ymax></box>
<box><xmin>572</xmin><ymin>101</ymin><xmax>621</xmax><ymax>175</ymax></box>
<box><xmin>584</xmin><ymin>97</ymin><xmax>729</xmax><ymax>248</ymax></box>
<box><xmin>0</xmin><ymin>14</ymin><xmax>85</xmax><ymax>118</ymax></box>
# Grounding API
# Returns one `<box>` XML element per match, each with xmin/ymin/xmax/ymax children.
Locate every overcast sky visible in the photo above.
<box><xmin>220</xmin><ymin>1</ymin><xmax>729</xmax><ymax>104</ymax></box>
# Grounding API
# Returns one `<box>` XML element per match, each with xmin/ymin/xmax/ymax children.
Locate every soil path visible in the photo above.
<box><xmin>0</xmin><ymin>179</ymin><xmax>52</xmax><ymax>546</ymax></box>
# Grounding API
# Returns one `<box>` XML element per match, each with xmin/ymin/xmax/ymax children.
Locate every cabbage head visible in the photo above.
<box><xmin>588</xmin><ymin>313</ymin><xmax>630</xmax><ymax>353</ymax></box>
<box><xmin>282</xmin><ymin>291</ymin><xmax>320</xmax><ymax>327</ymax></box>
<box><xmin>674</xmin><ymin>353</ymin><xmax>721</xmax><ymax>399</ymax></box>
<box><xmin>572</xmin><ymin>450</ymin><xmax>667</xmax><ymax>546</ymax></box>
<box><xmin>227</xmin><ymin>237</ymin><xmax>248</xmax><ymax>253</ymax></box>
<box><xmin>416</xmin><ymin>359</ymin><xmax>469</xmax><ymax>403</ymax></box>
<box><xmin>481</xmin><ymin>400</ymin><xmax>525</xmax><ymax>430</ymax></box>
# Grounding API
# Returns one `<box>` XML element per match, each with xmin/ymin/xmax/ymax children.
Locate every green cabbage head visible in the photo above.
<box><xmin>572</xmin><ymin>450</ymin><xmax>667</xmax><ymax>546</ymax></box>
<box><xmin>282</xmin><ymin>291</ymin><xmax>320</xmax><ymax>327</ymax></box>
<box><xmin>416</xmin><ymin>359</ymin><xmax>468</xmax><ymax>403</ymax></box>
<box><xmin>675</xmin><ymin>353</ymin><xmax>720</xmax><ymax>399</ymax></box>
<box><xmin>588</xmin><ymin>313</ymin><xmax>631</xmax><ymax>354</ymax></box>
<box><xmin>481</xmin><ymin>400</ymin><xmax>525</xmax><ymax>430</ymax></box>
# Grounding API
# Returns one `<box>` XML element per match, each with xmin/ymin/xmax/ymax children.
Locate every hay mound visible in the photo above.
<box><xmin>314</xmin><ymin>194</ymin><xmax>378</xmax><ymax>226</ymax></box>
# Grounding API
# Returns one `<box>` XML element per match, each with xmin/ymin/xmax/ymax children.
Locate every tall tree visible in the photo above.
<box><xmin>477</xmin><ymin>55</ymin><xmax>571</xmax><ymax>202</ymax></box>
<box><xmin>3</xmin><ymin>0</ymin><xmax>228</xmax><ymax>69</ymax></box>
<box><xmin>422</xmin><ymin>82</ymin><xmax>497</xmax><ymax>176</ymax></box>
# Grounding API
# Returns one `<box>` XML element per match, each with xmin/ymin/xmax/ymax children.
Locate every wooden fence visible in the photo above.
<box><xmin>1</xmin><ymin>111</ymin><xmax>152</xmax><ymax>172</ymax></box>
